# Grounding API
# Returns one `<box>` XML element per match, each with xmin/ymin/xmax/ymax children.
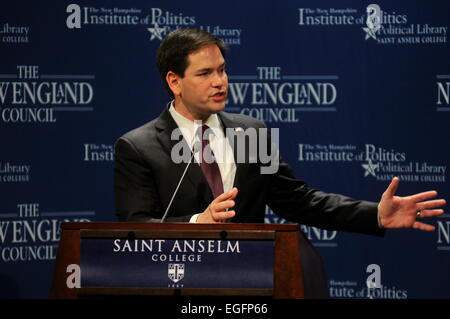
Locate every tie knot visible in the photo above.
<box><xmin>196</xmin><ymin>124</ymin><xmax>214</xmax><ymax>140</ymax></box>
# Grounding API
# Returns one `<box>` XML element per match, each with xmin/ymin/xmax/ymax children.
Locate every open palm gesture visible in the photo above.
<box><xmin>377</xmin><ymin>177</ymin><xmax>446</xmax><ymax>231</ymax></box>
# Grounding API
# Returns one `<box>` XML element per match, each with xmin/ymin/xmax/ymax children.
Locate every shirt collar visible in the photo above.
<box><xmin>168</xmin><ymin>101</ymin><xmax>223</xmax><ymax>144</ymax></box>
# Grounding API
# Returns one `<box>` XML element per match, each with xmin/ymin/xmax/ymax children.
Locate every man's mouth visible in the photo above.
<box><xmin>211</xmin><ymin>91</ymin><xmax>227</xmax><ymax>101</ymax></box>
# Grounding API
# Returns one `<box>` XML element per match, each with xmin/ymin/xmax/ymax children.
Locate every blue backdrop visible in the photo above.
<box><xmin>0</xmin><ymin>0</ymin><xmax>449</xmax><ymax>298</ymax></box>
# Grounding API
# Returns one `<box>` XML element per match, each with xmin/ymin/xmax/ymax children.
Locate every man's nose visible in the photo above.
<box><xmin>212</xmin><ymin>72</ymin><xmax>227</xmax><ymax>88</ymax></box>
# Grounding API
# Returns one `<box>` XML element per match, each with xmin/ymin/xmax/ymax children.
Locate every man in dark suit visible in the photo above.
<box><xmin>114</xmin><ymin>28</ymin><xmax>445</xmax><ymax>233</ymax></box>
<box><xmin>114</xmin><ymin>28</ymin><xmax>445</xmax><ymax>298</ymax></box>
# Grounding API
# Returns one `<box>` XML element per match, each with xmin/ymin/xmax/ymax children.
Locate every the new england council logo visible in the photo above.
<box><xmin>0</xmin><ymin>65</ymin><xmax>95</xmax><ymax>124</ymax></box>
<box><xmin>168</xmin><ymin>263</ymin><xmax>185</xmax><ymax>283</ymax></box>
<box><xmin>265</xmin><ymin>207</ymin><xmax>339</xmax><ymax>248</ymax></box>
<box><xmin>227</xmin><ymin>66</ymin><xmax>338</xmax><ymax>124</ymax></box>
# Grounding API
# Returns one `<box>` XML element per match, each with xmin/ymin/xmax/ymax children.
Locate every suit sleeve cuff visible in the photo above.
<box><xmin>377</xmin><ymin>211</ymin><xmax>384</xmax><ymax>228</ymax></box>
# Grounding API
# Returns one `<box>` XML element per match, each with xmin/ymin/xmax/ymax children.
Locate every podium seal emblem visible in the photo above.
<box><xmin>168</xmin><ymin>263</ymin><xmax>185</xmax><ymax>283</ymax></box>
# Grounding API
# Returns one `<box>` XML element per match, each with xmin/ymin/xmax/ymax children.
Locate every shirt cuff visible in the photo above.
<box><xmin>189</xmin><ymin>214</ymin><xmax>200</xmax><ymax>223</ymax></box>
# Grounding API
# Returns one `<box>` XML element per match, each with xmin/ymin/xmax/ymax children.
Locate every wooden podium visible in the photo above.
<box><xmin>50</xmin><ymin>222</ymin><xmax>306</xmax><ymax>299</ymax></box>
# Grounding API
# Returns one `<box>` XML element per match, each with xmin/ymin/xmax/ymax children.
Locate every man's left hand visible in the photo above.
<box><xmin>378</xmin><ymin>177</ymin><xmax>446</xmax><ymax>231</ymax></box>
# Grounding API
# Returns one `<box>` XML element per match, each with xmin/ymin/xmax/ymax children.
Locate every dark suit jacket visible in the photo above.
<box><xmin>114</xmin><ymin>107</ymin><xmax>384</xmax><ymax>237</ymax></box>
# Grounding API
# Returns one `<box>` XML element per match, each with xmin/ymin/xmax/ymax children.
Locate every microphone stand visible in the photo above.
<box><xmin>160</xmin><ymin>142</ymin><xmax>200</xmax><ymax>223</ymax></box>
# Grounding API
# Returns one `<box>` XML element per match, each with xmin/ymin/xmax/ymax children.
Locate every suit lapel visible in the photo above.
<box><xmin>154</xmin><ymin>108</ymin><xmax>251</xmax><ymax>212</ymax></box>
<box><xmin>155</xmin><ymin>108</ymin><xmax>213</xmax><ymax>205</ymax></box>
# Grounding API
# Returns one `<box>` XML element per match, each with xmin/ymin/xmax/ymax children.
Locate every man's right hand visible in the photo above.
<box><xmin>196</xmin><ymin>188</ymin><xmax>238</xmax><ymax>223</ymax></box>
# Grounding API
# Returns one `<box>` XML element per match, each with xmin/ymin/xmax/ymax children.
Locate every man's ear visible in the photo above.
<box><xmin>166</xmin><ymin>71</ymin><xmax>181</xmax><ymax>97</ymax></box>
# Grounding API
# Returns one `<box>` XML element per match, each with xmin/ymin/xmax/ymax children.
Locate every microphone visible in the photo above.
<box><xmin>160</xmin><ymin>141</ymin><xmax>201</xmax><ymax>222</ymax></box>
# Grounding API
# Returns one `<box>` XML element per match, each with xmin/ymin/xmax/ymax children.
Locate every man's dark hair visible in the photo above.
<box><xmin>156</xmin><ymin>28</ymin><xmax>228</xmax><ymax>98</ymax></box>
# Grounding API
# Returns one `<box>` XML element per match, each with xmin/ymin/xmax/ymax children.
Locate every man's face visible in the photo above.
<box><xmin>170</xmin><ymin>44</ymin><xmax>228</xmax><ymax>121</ymax></box>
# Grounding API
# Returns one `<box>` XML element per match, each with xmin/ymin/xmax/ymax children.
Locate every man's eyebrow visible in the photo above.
<box><xmin>195</xmin><ymin>63</ymin><xmax>226</xmax><ymax>73</ymax></box>
<box><xmin>196</xmin><ymin>67</ymin><xmax>212</xmax><ymax>73</ymax></box>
